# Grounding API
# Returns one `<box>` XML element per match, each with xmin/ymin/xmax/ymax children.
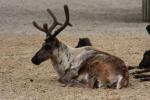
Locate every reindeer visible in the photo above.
<box><xmin>132</xmin><ymin>24</ymin><xmax>150</xmax><ymax>81</ymax></box>
<box><xmin>140</xmin><ymin>25</ymin><xmax>150</xmax><ymax>73</ymax></box>
<box><xmin>31</xmin><ymin>5</ymin><xmax>129</xmax><ymax>89</ymax></box>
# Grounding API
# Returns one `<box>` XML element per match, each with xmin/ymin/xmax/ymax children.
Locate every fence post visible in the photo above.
<box><xmin>143</xmin><ymin>0</ymin><xmax>150</xmax><ymax>22</ymax></box>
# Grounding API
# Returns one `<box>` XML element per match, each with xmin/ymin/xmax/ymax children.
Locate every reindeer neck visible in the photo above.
<box><xmin>50</xmin><ymin>38</ymin><xmax>74</xmax><ymax>76</ymax></box>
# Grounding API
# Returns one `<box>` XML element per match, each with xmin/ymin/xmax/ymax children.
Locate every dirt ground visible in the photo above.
<box><xmin>0</xmin><ymin>0</ymin><xmax>149</xmax><ymax>36</ymax></box>
<box><xmin>0</xmin><ymin>34</ymin><xmax>150</xmax><ymax>100</ymax></box>
<box><xmin>0</xmin><ymin>0</ymin><xmax>150</xmax><ymax>100</ymax></box>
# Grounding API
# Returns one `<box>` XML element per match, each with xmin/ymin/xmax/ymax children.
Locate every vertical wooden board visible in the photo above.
<box><xmin>146</xmin><ymin>0</ymin><xmax>148</xmax><ymax>21</ymax></box>
<box><xmin>148</xmin><ymin>0</ymin><xmax>150</xmax><ymax>21</ymax></box>
<box><xmin>143</xmin><ymin>0</ymin><xmax>150</xmax><ymax>22</ymax></box>
<box><xmin>142</xmin><ymin>0</ymin><xmax>144</xmax><ymax>21</ymax></box>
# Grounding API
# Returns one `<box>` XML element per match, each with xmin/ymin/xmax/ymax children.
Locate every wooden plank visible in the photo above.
<box><xmin>148</xmin><ymin>0</ymin><xmax>150</xmax><ymax>21</ymax></box>
<box><xmin>143</xmin><ymin>0</ymin><xmax>150</xmax><ymax>22</ymax></box>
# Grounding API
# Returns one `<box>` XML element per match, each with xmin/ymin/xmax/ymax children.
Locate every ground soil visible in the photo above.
<box><xmin>0</xmin><ymin>0</ymin><xmax>150</xmax><ymax>100</ymax></box>
<box><xmin>0</xmin><ymin>34</ymin><xmax>150</xmax><ymax>100</ymax></box>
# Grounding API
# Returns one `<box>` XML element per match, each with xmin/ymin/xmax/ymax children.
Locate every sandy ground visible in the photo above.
<box><xmin>0</xmin><ymin>0</ymin><xmax>149</xmax><ymax>36</ymax></box>
<box><xmin>0</xmin><ymin>0</ymin><xmax>150</xmax><ymax>100</ymax></box>
<box><xmin>0</xmin><ymin>34</ymin><xmax>150</xmax><ymax>100</ymax></box>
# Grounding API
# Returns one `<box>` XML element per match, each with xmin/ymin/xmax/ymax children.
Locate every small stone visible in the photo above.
<box><xmin>30</xmin><ymin>79</ymin><xmax>34</xmax><ymax>82</ymax></box>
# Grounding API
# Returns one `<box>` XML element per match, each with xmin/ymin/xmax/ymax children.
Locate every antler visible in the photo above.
<box><xmin>33</xmin><ymin>5</ymin><xmax>72</xmax><ymax>37</ymax></box>
<box><xmin>52</xmin><ymin>5</ymin><xmax>72</xmax><ymax>38</ymax></box>
<box><xmin>32</xmin><ymin>8</ymin><xmax>62</xmax><ymax>36</ymax></box>
<box><xmin>32</xmin><ymin>21</ymin><xmax>49</xmax><ymax>34</ymax></box>
<box><xmin>47</xmin><ymin>9</ymin><xmax>62</xmax><ymax>33</ymax></box>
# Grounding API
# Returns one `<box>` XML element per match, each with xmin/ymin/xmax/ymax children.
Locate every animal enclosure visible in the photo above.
<box><xmin>1</xmin><ymin>0</ymin><xmax>150</xmax><ymax>100</ymax></box>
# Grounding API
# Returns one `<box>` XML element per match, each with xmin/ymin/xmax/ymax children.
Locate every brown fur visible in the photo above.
<box><xmin>78</xmin><ymin>49</ymin><xmax>129</xmax><ymax>89</ymax></box>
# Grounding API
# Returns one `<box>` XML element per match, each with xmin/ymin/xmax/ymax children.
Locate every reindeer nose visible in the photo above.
<box><xmin>31</xmin><ymin>57</ymin><xmax>41</xmax><ymax>65</ymax></box>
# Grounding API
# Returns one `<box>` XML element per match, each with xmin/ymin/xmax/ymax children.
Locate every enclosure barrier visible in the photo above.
<box><xmin>143</xmin><ymin>0</ymin><xmax>150</xmax><ymax>22</ymax></box>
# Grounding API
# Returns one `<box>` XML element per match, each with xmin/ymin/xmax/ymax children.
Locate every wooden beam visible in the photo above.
<box><xmin>143</xmin><ymin>0</ymin><xmax>150</xmax><ymax>22</ymax></box>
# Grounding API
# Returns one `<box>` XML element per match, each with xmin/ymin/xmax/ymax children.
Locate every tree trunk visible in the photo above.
<box><xmin>143</xmin><ymin>0</ymin><xmax>150</xmax><ymax>22</ymax></box>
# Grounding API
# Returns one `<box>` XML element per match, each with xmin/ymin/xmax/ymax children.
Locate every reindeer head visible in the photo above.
<box><xmin>31</xmin><ymin>5</ymin><xmax>72</xmax><ymax>65</ymax></box>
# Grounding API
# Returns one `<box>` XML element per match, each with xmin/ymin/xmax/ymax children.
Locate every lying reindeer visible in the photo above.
<box><xmin>132</xmin><ymin>25</ymin><xmax>150</xmax><ymax>81</ymax></box>
<box><xmin>31</xmin><ymin>5</ymin><xmax>129</xmax><ymax>89</ymax></box>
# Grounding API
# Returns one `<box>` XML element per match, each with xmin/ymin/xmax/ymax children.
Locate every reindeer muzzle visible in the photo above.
<box><xmin>31</xmin><ymin>57</ymin><xmax>42</xmax><ymax>65</ymax></box>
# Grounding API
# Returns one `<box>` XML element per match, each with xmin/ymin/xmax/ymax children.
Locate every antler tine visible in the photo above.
<box><xmin>32</xmin><ymin>21</ymin><xmax>50</xmax><ymax>36</ymax></box>
<box><xmin>33</xmin><ymin>21</ymin><xmax>45</xmax><ymax>32</ymax></box>
<box><xmin>52</xmin><ymin>5</ymin><xmax>72</xmax><ymax>38</ymax></box>
<box><xmin>47</xmin><ymin>9</ymin><xmax>62</xmax><ymax>33</ymax></box>
<box><xmin>43</xmin><ymin>23</ymin><xmax>49</xmax><ymax>32</ymax></box>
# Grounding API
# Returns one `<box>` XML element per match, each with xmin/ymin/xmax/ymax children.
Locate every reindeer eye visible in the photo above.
<box><xmin>44</xmin><ymin>45</ymin><xmax>51</xmax><ymax>50</ymax></box>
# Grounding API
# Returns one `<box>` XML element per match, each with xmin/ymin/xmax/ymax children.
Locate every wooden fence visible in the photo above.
<box><xmin>143</xmin><ymin>0</ymin><xmax>150</xmax><ymax>22</ymax></box>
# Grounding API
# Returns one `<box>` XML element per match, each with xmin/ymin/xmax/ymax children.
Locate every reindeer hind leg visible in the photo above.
<box><xmin>116</xmin><ymin>75</ymin><xmax>124</xmax><ymax>89</ymax></box>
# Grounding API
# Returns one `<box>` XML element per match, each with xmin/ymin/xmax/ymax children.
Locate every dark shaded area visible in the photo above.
<box><xmin>131</xmin><ymin>69</ymin><xmax>150</xmax><ymax>82</ymax></box>
<box><xmin>132</xmin><ymin>69</ymin><xmax>150</xmax><ymax>74</ymax></box>
<box><xmin>146</xmin><ymin>24</ymin><xmax>150</xmax><ymax>34</ymax></box>
<box><xmin>133</xmin><ymin>26</ymin><xmax>150</xmax><ymax>81</ymax></box>
<box><xmin>140</xmin><ymin>77</ymin><xmax>150</xmax><ymax>82</ymax></box>
<box><xmin>128</xmin><ymin>66</ymin><xmax>137</xmax><ymax>70</ymax></box>
<box><xmin>139</xmin><ymin>50</ymin><xmax>150</xmax><ymax>69</ymax></box>
<box><xmin>75</xmin><ymin>38</ymin><xmax>92</xmax><ymax>48</ymax></box>
<box><xmin>134</xmin><ymin>74</ymin><xmax>150</xmax><ymax>79</ymax></box>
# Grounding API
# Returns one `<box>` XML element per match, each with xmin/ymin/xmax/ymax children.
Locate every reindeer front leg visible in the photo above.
<box><xmin>59</xmin><ymin>49</ymin><xmax>97</xmax><ymax>87</ymax></box>
<box><xmin>58</xmin><ymin>68</ymin><xmax>78</xmax><ymax>83</ymax></box>
<box><xmin>59</xmin><ymin>69</ymin><xmax>98</xmax><ymax>88</ymax></box>
<box><xmin>58</xmin><ymin>68</ymin><xmax>87</xmax><ymax>87</ymax></box>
